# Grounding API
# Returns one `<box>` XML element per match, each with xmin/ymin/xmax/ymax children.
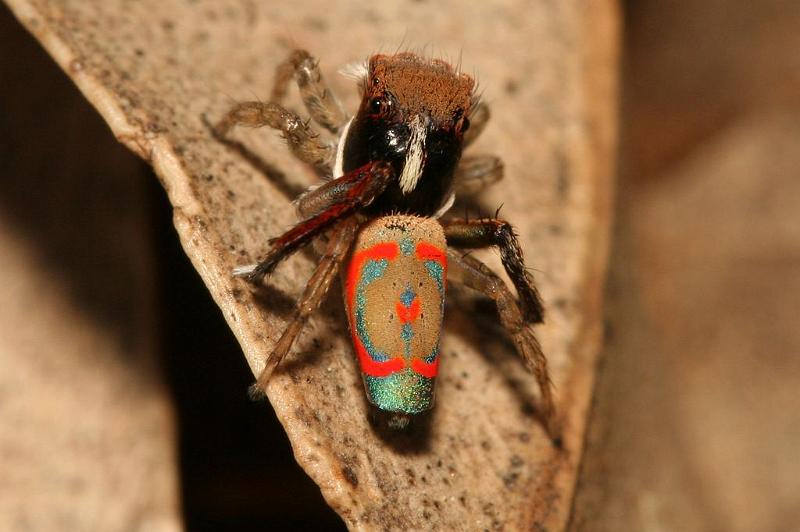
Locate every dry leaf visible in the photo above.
<box><xmin>5</xmin><ymin>0</ymin><xmax>618</xmax><ymax>528</ymax></box>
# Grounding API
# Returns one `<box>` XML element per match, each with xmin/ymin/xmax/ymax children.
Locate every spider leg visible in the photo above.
<box><xmin>235</xmin><ymin>161</ymin><xmax>394</xmax><ymax>282</ymax></box>
<box><xmin>454</xmin><ymin>154</ymin><xmax>504</xmax><ymax>195</ymax></box>
<box><xmin>291</xmin><ymin>165</ymin><xmax>382</xmax><ymax>220</ymax></box>
<box><xmin>447</xmin><ymin>250</ymin><xmax>559</xmax><ymax>443</ymax></box>
<box><xmin>443</xmin><ymin>217</ymin><xmax>545</xmax><ymax>324</ymax></box>
<box><xmin>253</xmin><ymin>217</ymin><xmax>358</xmax><ymax>391</ymax></box>
<box><xmin>213</xmin><ymin>101</ymin><xmax>334</xmax><ymax>175</ymax></box>
<box><xmin>270</xmin><ymin>49</ymin><xmax>348</xmax><ymax>134</ymax></box>
<box><xmin>463</xmin><ymin>100</ymin><xmax>490</xmax><ymax>149</ymax></box>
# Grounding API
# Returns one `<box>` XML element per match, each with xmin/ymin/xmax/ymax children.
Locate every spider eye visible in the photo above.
<box><xmin>369</xmin><ymin>96</ymin><xmax>390</xmax><ymax>115</ymax></box>
<box><xmin>453</xmin><ymin>108</ymin><xmax>469</xmax><ymax>133</ymax></box>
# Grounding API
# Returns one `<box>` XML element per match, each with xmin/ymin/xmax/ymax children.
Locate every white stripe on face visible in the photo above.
<box><xmin>398</xmin><ymin>115</ymin><xmax>427</xmax><ymax>194</ymax></box>
<box><xmin>333</xmin><ymin>117</ymin><xmax>354</xmax><ymax>179</ymax></box>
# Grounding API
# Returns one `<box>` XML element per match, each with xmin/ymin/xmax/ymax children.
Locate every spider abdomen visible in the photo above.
<box><xmin>343</xmin><ymin>215</ymin><xmax>447</xmax><ymax>415</ymax></box>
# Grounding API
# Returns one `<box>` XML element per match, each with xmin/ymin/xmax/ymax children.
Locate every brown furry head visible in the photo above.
<box><xmin>361</xmin><ymin>53</ymin><xmax>476</xmax><ymax>131</ymax></box>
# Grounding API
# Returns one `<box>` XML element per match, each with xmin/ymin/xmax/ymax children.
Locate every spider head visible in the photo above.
<box><xmin>339</xmin><ymin>53</ymin><xmax>476</xmax><ymax>213</ymax></box>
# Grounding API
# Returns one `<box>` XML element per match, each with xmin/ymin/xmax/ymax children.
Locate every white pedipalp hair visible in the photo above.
<box><xmin>398</xmin><ymin>115</ymin><xmax>427</xmax><ymax>194</ymax></box>
<box><xmin>338</xmin><ymin>60</ymin><xmax>368</xmax><ymax>82</ymax></box>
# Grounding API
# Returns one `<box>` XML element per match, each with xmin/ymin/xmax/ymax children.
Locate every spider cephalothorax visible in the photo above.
<box><xmin>215</xmin><ymin>49</ymin><xmax>559</xmax><ymax>441</ymax></box>
<box><xmin>339</xmin><ymin>53</ymin><xmax>476</xmax><ymax>216</ymax></box>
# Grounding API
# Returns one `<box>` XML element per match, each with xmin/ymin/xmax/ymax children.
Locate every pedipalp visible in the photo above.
<box><xmin>234</xmin><ymin>161</ymin><xmax>395</xmax><ymax>282</ymax></box>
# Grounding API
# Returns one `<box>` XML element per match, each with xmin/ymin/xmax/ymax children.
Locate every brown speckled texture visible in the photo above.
<box><xmin>368</xmin><ymin>53</ymin><xmax>475</xmax><ymax>123</ymax></box>
<box><xmin>4</xmin><ymin>1</ymin><xmax>618</xmax><ymax>529</ymax></box>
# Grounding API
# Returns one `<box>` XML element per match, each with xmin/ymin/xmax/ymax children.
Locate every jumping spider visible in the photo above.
<box><xmin>215</xmin><ymin>50</ymin><xmax>558</xmax><ymax>441</ymax></box>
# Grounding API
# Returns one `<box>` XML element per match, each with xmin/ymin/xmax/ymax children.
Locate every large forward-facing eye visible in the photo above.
<box><xmin>369</xmin><ymin>95</ymin><xmax>392</xmax><ymax>115</ymax></box>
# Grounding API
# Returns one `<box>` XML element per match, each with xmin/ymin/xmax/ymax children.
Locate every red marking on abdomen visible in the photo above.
<box><xmin>346</xmin><ymin>239</ymin><xmax>447</xmax><ymax>379</ymax></box>
<box><xmin>354</xmin><ymin>342</ymin><xmax>405</xmax><ymax>377</ymax></box>
<box><xmin>396</xmin><ymin>298</ymin><xmax>420</xmax><ymax>323</ymax></box>
<box><xmin>346</xmin><ymin>242</ymin><xmax>406</xmax><ymax>377</ymax></box>
<box><xmin>415</xmin><ymin>242</ymin><xmax>446</xmax><ymax>265</ymax></box>
<box><xmin>345</xmin><ymin>242</ymin><xmax>399</xmax><ymax>311</ymax></box>
<box><xmin>412</xmin><ymin>357</ymin><xmax>439</xmax><ymax>378</ymax></box>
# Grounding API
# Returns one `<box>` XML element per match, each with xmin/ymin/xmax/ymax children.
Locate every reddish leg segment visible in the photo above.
<box><xmin>235</xmin><ymin>161</ymin><xmax>395</xmax><ymax>282</ymax></box>
<box><xmin>253</xmin><ymin>218</ymin><xmax>358</xmax><ymax>391</ymax></box>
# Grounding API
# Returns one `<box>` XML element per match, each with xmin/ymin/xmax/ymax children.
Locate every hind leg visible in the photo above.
<box><xmin>447</xmin><ymin>250</ymin><xmax>559</xmax><ymax>443</ymax></box>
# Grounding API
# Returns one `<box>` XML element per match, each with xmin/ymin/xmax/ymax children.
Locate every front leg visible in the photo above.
<box><xmin>443</xmin><ymin>217</ymin><xmax>545</xmax><ymax>324</ymax></box>
<box><xmin>447</xmin><ymin>250</ymin><xmax>559</xmax><ymax>443</ymax></box>
<box><xmin>234</xmin><ymin>161</ymin><xmax>395</xmax><ymax>282</ymax></box>
<box><xmin>213</xmin><ymin>101</ymin><xmax>334</xmax><ymax>175</ymax></box>
<box><xmin>271</xmin><ymin>49</ymin><xmax>348</xmax><ymax>134</ymax></box>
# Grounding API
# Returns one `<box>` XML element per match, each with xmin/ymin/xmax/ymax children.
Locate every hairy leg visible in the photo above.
<box><xmin>213</xmin><ymin>101</ymin><xmax>334</xmax><ymax>175</ymax></box>
<box><xmin>447</xmin><ymin>250</ymin><xmax>559</xmax><ymax>443</ymax></box>
<box><xmin>463</xmin><ymin>101</ymin><xmax>490</xmax><ymax>149</ymax></box>
<box><xmin>454</xmin><ymin>154</ymin><xmax>504</xmax><ymax>195</ymax></box>
<box><xmin>271</xmin><ymin>49</ymin><xmax>348</xmax><ymax>134</ymax></box>
<box><xmin>443</xmin><ymin>217</ymin><xmax>544</xmax><ymax>324</ymax></box>
<box><xmin>252</xmin><ymin>217</ymin><xmax>358</xmax><ymax>391</ymax></box>
<box><xmin>234</xmin><ymin>161</ymin><xmax>394</xmax><ymax>282</ymax></box>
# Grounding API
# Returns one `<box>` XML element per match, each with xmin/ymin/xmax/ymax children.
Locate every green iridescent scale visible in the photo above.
<box><xmin>364</xmin><ymin>371</ymin><xmax>435</xmax><ymax>414</ymax></box>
